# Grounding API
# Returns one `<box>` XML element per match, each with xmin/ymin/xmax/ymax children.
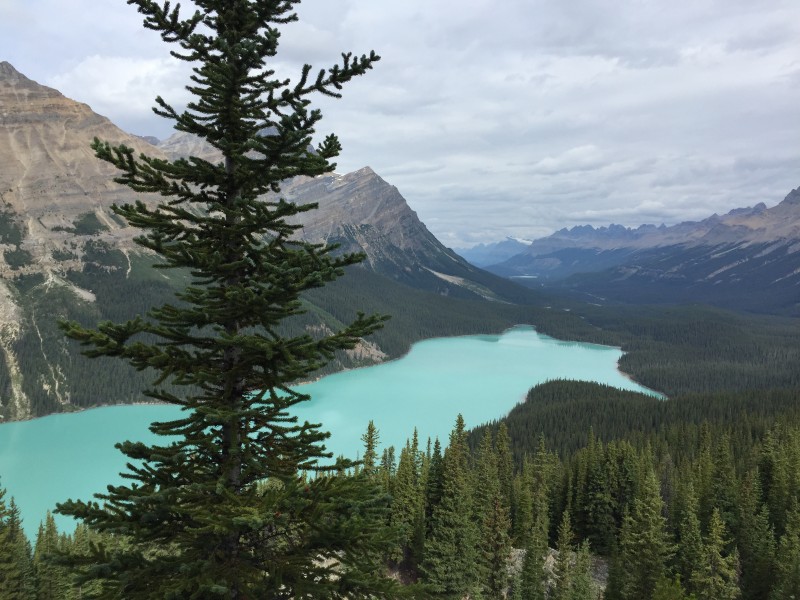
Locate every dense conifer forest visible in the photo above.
<box><xmin>5</xmin><ymin>255</ymin><xmax>798</xmax><ymax>419</ymax></box>
<box><xmin>5</xmin><ymin>390</ymin><xmax>800</xmax><ymax>598</ymax></box>
<box><xmin>2</xmin><ymin>260</ymin><xmax>799</xmax><ymax>597</ymax></box>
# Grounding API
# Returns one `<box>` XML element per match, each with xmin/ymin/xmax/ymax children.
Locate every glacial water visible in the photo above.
<box><xmin>0</xmin><ymin>326</ymin><xmax>659</xmax><ymax>536</ymax></box>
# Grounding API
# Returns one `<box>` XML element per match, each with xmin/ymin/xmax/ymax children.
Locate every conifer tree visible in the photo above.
<box><xmin>480</xmin><ymin>495</ymin><xmax>512</xmax><ymax>599</ymax></box>
<box><xmin>510</xmin><ymin>570</ymin><xmax>524</xmax><ymax>600</ymax></box>
<box><xmin>758</xmin><ymin>429</ymin><xmax>790</xmax><ymax>534</ymax></box>
<box><xmin>0</xmin><ymin>492</ymin><xmax>34</xmax><ymax>600</ymax></box>
<box><xmin>676</xmin><ymin>480</ymin><xmax>704</xmax><ymax>598</ymax></box>
<box><xmin>389</xmin><ymin>440</ymin><xmax>424</xmax><ymax>568</ymax></box>
<box><xmin>606</xmin><ymin>440</ymin><xmax>638</xmax><ymax>533</ymax></box>
<box><xmin>33</xmin><ymin>513</ymin><xmax>68</xmax><ymax>600</ymax></box>
<box><xmin>474</xmin><ymin>430</ymin><xmax>499</xmax><ymax>513</ymax></box>
<box><xmin>696</xmin><ymin>422</ymin><xmax>716</xmax><ymax>529</ymax></box>
<box><xmin>530</xmin><ymin>434</ymin><xmax>558</xmax><ymax>543</ymax></box>
<box><xmin>495</xmin><ymin>423</ymin><xmax>515</xmax><ymax>512</ymax></box>
<box><xmin>737</xmin><ymin>472</ymin><xmax>775</xmax><ymax>600</ymax></box>
<box><xmin>473</xmin><ymin>429</ymin><xmax>501</xmax><ymax>590</ymax></box>
<box><xmin>569</xmin><ymin>541</ymin><xmax>594</xmax><ymax>600</ymax></box>
<box><xmin>651</xmin><ymin>574</ymin><xmax>695</xmax><ymax>600</ymax></box>
<box><xmin>583</xmin><ymin>440</ymin><xmax>615</xmax><ymax>554</ymax></box>
<box><xmin>513</xmin><ymin>461</ymin><xmax>534</xmax><ymax>546</ymax></box>
<box><xmin>519</xmin><ymin>509</ymin><xmax>548</xmax><ymax>600</ymax></box>
<box><xmin>552</xmin><ymin>510</ymin><xmax>575</xmax><ymax>600</ymax></box>
<box><xmin>55</xmin><ymin>1</ymin><xmax>401</xmax><ymax>597</ymax></box>
<box><xmin>424</xmin><ymin>438</ymin><xmax>444</xmax><ymax>534</ymax></box>
<box><xmin>422</xmin><ymin>415</ymin><xmax>478</xmax><ymax>597</ymax></box>
<box><xmin>712</xmin><ymin>433</ymin><xmax>739</xmax><ymax>534</ymax></box>
<box><xmin>691</xmin><ymin>508</ymin><xmax>741</xmax><ymax>600</ymax></box>
<box><xmin>361</xmin><ymin>419</ymin><xmax>381</xmax><ymax>477</ymax></box>
<box><xmin>771</xmin><ymin>501</ymin><xmax>800</xmax><ymax>600</ymax></box>
<box><xmin>616</xmin><ymin>467</ymin><xmax>674</xmax><ymax>600</ymax></box>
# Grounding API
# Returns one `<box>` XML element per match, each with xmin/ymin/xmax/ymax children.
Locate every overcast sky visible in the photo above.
<box><xmin>2</xmin><ymin>0</ymin><xmax>799</xmax><ymax>247</ymax></box>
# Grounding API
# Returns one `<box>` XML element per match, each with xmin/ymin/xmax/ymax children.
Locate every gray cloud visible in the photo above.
<box><xmin>2</xmin><ymin>0</ymin><xmax>798</xmax><ymax>247</ymax></box>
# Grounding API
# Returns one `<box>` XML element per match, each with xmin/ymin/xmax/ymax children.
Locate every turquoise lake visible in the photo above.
<box><xmin>0</xmin><ymin>326</ymin><xmax>659</xmax><ymax>536</ymax></box>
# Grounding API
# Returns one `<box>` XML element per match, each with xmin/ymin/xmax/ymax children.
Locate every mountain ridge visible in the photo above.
<box><xmin>486</xmin><ymin>187</ymin><xmax>800</xmax><ymax>315</ymax></box>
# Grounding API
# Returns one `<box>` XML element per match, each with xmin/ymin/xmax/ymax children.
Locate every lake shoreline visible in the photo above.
<box><xmin>0</xmin><ymin>323</ymin><xmax>662</xmax><ymax>425</ymax></box>
<box><xmin>0</xmin><ymin>326</ymin><xmax>660</xmax><ymax>538</ymax></box>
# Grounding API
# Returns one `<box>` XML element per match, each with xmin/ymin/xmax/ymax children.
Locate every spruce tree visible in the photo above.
<box><xmin>519</xmin><ymin>509</ymin><xmax>548</xmax><ymax>600</ymax></box>
<box><xmin>552</xmin><ymin>510</ymin><xmax>574</xmax><ymax>600</ymax></box>
<box><xmin>361</xmin><ymin>420</ymin><xmax>381</xmax><ymax>477</ymax></box>
<box><xmin>691</xmin><ymin>508</ymin><xmax>741</xmax><ymax>600</ymax></box>
<box><xmin>479</xmin><ymin>495</ymin><xmax>512</xmax><ymax>599</ymax></box>
<box><xmin>0</xmin><ymin>492</ymin><xmax>34</xmax><ymax>600</ymax></box>
<box><xmin>55</xmin><ymin>1</ymin><xmax>401</xmax><ymax>597</ymax></box>
<box><xmin>495</xmin><ymin>423</ymin><xmax>514</xmax><ymax>513</ymax></box>
<box><xmin>737</xmin><ymin>472</ymin><xmax>775</xmax><ymax>600</ymax></box>
<box><xmin>771</xmin><ymin>501</ymin><xmax>800</xmax><ymax>600</ymax></box>
<box><xmin>33</xmin><ymin>513</ymin><xmax>67</xmax><ymax>600</ymax></box>
<box><xmin>424</xmin><ymin>438</ymin><xmax>444</xmax><ymax>534</ymax></box>
<box><xmin>569</xmin><ymin>541</ymin><xmax>593</xmax><ymax>600</ymax></box>
<box><xmin>676</xmin><ymin>480</ymin><xmax>704</xmax><ymax>598</ymax></box>
<box><xmin>389</xmin><ymin>440</ymin><xmax>424</xmax><ymax>568</ymax></box>
<box><xmin>616</xmin><ymin>467</ymin><xmax>674</xmax><ymax>600</ymax></box>
<box><xmin>513</xmin><ymin>461</ymin><xmax>534</xmax><ymax>546</ymax></box>
<box><xmin>421</xmin><ymin>415</ymin><xmax>478</xmax><ymax>597</ymax></box>
<box><xmin>651</xmin><ymin>574</ymin><xmax>695</xmax><ymax>600</ymax></box>
<box><xmin>480</xmin><ymin>427</ymin><xmax>513</xmax><ymax>599</ymax></box>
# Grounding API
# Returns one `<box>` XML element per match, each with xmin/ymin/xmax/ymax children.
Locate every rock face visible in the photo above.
<box><xmin>279</xmin><ymin>168</ymin><xmax>496</xmax><ymax>293</ymax></box>
<box><xmin>0</xmin><ymin>62</ymin><xmax>170</xmax><ymax>420</ymax></box>
<box><xmin>0</xmin><ymin>61</ymin><xmax>169</xmax><ymax>284</ymax></box>
<box><xmin>489</xmin><ymin>188</ymin><xmax>800</xmax><ymax>315</ymax></box>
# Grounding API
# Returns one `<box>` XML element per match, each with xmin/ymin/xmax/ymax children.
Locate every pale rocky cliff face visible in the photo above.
<box><xmin>0</xmin><ymin>62</ymin><xmax>173</xmax><ymax>418</ymax></box>
<box><xmin>0</xmin><ymin>61</ymin><xmax>166</xmax><ymax>276</ymax></box>
<box><xmin>282</xmin><ymin>167</ymin><xmax>460</xmax><ymax>265</ymax></box>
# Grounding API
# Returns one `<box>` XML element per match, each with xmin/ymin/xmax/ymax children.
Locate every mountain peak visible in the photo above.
<box><xmin>0</xmin><ymin>61</ymin><xmax>21</xmax><ymax>76</ymax></box>
<box><xmin>353</xmin><ymin>166</ymin><xmax>377</xmax><ymax>177</ymax></box>
<box><xmin>0</xmin><ymin>61</ymin><xmax>33</xmax><ymax>85</ymax></box>
<box><xmin>780</xmin><ymin>187</ymin><xmax>800</xmax><ymax>206</ymax></box>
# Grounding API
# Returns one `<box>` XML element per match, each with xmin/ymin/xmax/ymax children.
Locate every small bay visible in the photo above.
<box><xmin>0</xmin><ymin>326</ymin><xmax>659</xmax><ymax>536</ymax></box>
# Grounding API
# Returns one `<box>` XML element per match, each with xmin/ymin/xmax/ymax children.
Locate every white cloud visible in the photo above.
<box><xmin>529</xmin><ymin>145</ymin><xmax>607</xmax><ymax>175</ymax></box>
<box><xmin>1</xmin><ymin>0</ymin><xmax>799</xmax><ymax>246</ymax></box>
<box><xmin>49</xmin><ymin>56</ymin><xmax>192</xmax><ymax>134</ymax></box>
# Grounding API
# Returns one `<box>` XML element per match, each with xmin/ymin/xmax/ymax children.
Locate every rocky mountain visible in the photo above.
<box><xmin>0</xmin><ymin>61</ymin><xmax>164</xmax><ymax>266</ymax></box>
<box><xmin>489</xmin><ymin>189</ymin><xmax>800</xmax><ymax>315</ymax></box>
<box><xmin>155</xmin><ymin>131</ymin><xmax>519</xmax><ymax>301</ymax></box>
<box><xmin>0</xmin><ymin>63</ymin><xmax>533</xmax><ymax>421</ymax></box>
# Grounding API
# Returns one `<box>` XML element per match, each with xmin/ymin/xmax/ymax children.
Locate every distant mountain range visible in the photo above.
<box><xmin>480</xmin><ymin>190</ymin><xmax>800</xmax><ymax>315</ymax></box>
<box><xmin>454</xmin><ymin>238</ymin><xmax>531</xmax><ymax>268</ymax></box>
<box><xmin>0</xmin><ymin>61</ymin><xmax>534</xmax><ymax>420</ymax></box>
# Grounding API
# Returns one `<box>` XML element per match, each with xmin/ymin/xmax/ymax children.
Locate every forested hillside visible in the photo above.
<box><xmin>7</xmin><ymin>384</ymin><xmax>800</xmax><ymax>599</ymax></box>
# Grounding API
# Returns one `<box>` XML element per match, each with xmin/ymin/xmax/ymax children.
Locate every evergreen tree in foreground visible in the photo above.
<box><xmin>56</xmin><ymin>1</ymin><xmax>399</xmax><ymax>597</ymax></box>
<box><xmin>0</xmin><ymin>489</ymin><xmax>34</xmax><ymax>599</ymax></box>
